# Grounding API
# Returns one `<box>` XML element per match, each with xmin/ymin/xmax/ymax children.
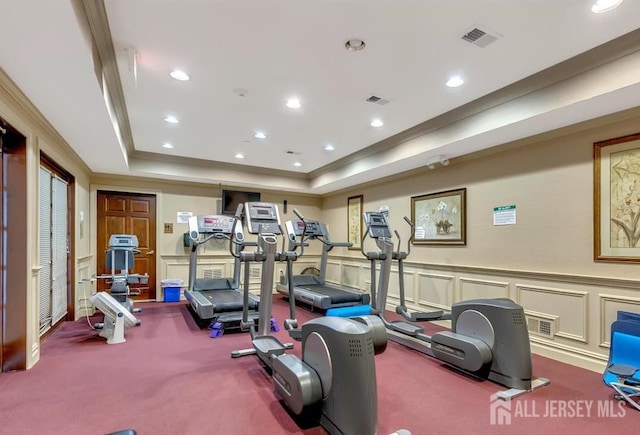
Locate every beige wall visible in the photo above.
<box><xmin>320</xmin><ymin>107</ymin><xmax>640</xmax><ymax>372</ymax></box>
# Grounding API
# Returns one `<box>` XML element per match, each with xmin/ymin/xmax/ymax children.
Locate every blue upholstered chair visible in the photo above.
<box><xmin>603</xmin><ymin>312</ymin><xmax>640</xmax><ymax>411</ymax></box>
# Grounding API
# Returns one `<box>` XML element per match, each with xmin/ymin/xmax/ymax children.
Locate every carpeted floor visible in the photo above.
<box><xmin>0</xmin><ymin>298</ymin><xmax>636</xmax><ymax>435</ymax></box>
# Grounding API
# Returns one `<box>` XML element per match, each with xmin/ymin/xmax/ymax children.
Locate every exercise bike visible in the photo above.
<box><xmin>230</xmin><ymin>202</ymin><xmax>404</xmax><ymax>435</ymax></box>
<box><xmin>362</xmin><ymin>211</ymin><xmax>550</xmax><ymax>400</ymax></box>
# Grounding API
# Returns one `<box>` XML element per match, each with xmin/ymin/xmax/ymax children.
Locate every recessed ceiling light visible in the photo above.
<box><xmin>162</xmin><ymin>142</ymin><xmax>173</xmax><ymax>149</ymax></box>
<box><xmin>164</xmin><ymin>115</ymin><xmax>179</xmax><ymax>124</ymax></box>
<box><xmin>286</xmin><ymin>98</ymin><xmax>301</xmax><ymax>109</ymax></box>
<box><xmin>345</xmin><ymin>38</ymin><xmax>366</xmax><ymax>52</ymax></box>
<box><xmin>591</xmin><ymin>0</ymin><xmax>623</xmax><ymax>13</ymax></box>
<box><xmin>169</xmin><ymin>70</ymin><xmax>190</xmax><ymax>81</ymax></box>
<box><xmin>235</xmin><ymin>153</ymin><xmax>244</xmax><ymax>159</ymax></box>
<box><xmin>324</xmin><ymin>144</ymin><xmax>335</xmax><ymax>151</ymax></box>
<box><xmin>293</xmin><ymin>162</ymin><xmax>302</xmax><ymax>167</ymax></box>
<box><xmin>370</xmin><ymin>119</ymin><xmax>383</xmax><ymax>128</ymax></box>
<box><xmin>446</xmin><ymin>76</ymin><xmax>464</xmax><ymax>87</ymax></box>
<box><xmin>254</xmin><ymin>131</ymin><xmax>267</xmax><ymax>139</ymax></box>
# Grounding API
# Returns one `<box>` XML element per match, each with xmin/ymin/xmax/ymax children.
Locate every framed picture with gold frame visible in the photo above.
<box><xmin>594</xmin><ymin>132</ymin><xmax>640</xmax><ymax>262</ymax></box>
<box><xmin>347</xmin><ymin>195</ymin><xmax>363</xmax><ymax>250</ymax></box>
<box><xmin>411</xmin><ymin>188</ymin><xmax>466</xmax><ymax>245</ymax></box>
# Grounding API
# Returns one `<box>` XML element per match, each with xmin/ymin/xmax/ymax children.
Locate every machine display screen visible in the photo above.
<box><xmin>197</xmin><ymin>215</ymin><xmax>234</xmax><ymax>233</ymax></box>
<box><xmin>372</xmin><ymin>216</ymin><xmax>385</xmax><ymax>225</ymax></box>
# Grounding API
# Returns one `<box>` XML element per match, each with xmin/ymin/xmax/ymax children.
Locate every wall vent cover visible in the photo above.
<box><xmin>526</xmin><ymin>314</ymin><xmax>557</xmax><ymax>339</ymax></box>
<box><xmin>461</xmin><ymin>27</ymin><xmax>499</xmax><ymax>48</ymax></box>
<box><xmin>203</xmin><ymin>269</ymin><xmax>222</xmax><ymax>279</ymax></box>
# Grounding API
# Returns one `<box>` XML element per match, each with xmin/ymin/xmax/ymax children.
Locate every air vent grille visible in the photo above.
<box><xmin>461</xmin><ymin>27</ymin><xmax>498</xmax><ymax>48</ymax></box>
<box><xmin>203</xmin><ymin>269</ymin><xmax>222</xmax><ymax>279</ymax></box>
<box><xmin>250</xmin><ymin>266</ymin><xmax>261</xmax><ymax>279</ymax></box>
<box><xmin>526</xmin><ymin>313</ymin><xmax>557</xmax><ymax>339</ymax></box>
<box><xmin>366</xmin><ymin>95</ymin><xmax>391</xmax><ymax>105</ymax></box>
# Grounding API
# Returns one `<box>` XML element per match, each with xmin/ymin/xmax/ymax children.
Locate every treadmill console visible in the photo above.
<box><xmin>289</xmin><ymin>219</ymin><xmax>322</xmax><ymax>237</ymax></box>
<box><xmin>108</xmin><ymin>234</ymin><xmax>139</xmax><ymax>249</ymax></box>
<box><xmin>244</xmin><ymin>202</ymin><xmax>281</xmax><ymax>235</ymax></box>
<box><xmin>363</xmin><ymin>211</ymin><xmax>392</xmax><ymax>239</ymax></box>
<box><xmin>189</xmin><ymin>215</ymin><xmax>242</xmax><ymax>242</ymax></box>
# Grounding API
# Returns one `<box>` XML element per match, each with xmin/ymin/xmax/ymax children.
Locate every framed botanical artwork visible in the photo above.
<box><xmin>411</xmin><ymin>188</ymin><xmax>466</xmax><ymax>245</ymax></box>
<box><xmin>594</xmin><ymin>132</ymin><xmax>640</xmax><ymax>262</ymax></box>
<box><xmin>347</xmin><ymin>194</ymin><xmax>363</xmax><ymax>250</ymax></box>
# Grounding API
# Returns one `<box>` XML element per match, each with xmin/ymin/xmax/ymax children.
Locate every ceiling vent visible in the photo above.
<box><xmin>461</xmin><ymin>27</ymin><xmax>499</xmax><ymax>48</ymax></box>
<box><xmin>366</xmin><ymin>95</ymin><xmax>391</xmax><ymax>105</ymax></box>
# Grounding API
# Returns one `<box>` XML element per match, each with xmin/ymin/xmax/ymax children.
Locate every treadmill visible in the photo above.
<box><xmin>184</xmin><ymin>214</ymin><xmax>260</xmax><ymax>332</ymax></box>
<box><xmin>276</xmin><ymin>219</ymin><xmax>370</xmax><ymax>310</ymax></box>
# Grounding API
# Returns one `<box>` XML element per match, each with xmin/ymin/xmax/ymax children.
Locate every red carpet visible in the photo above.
<box><xmin>0</xmin><ymin>298</ymin><xmax>636</xmax><ymax>435</ymax></box>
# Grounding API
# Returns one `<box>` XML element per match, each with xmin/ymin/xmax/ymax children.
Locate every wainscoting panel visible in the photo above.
<box><xmin>598</xmin><ymin>293</ymin><xmax>640</xmax><ymax>347</ymax></box>
<box><xmin>459</xmin><ymin>277</ymin><xmax>510</xmax><ymax>301</ymax></box>
<box><xmin>517</xmin><ymin>284</ymin><xmax>588</xmax><ymax>343</ymax></box>
<box><xmin>324</xmin><ymin>256</ymin><xmax>640</xmax><ymax>372</ymax></box>
<box><xmin>386</xmin><ymin>268</ymin><xmax>416</xmax><ymax>303</ymax></box>
<box><xmin>76</xmin><ymin>255</ymin><xmax>94</xmax><ymax>319</ymax></box>
<box><xmin>388</xmin><ymin>268</ymin><xmax>401</xmax><ymax>300</ymax></box>
<box><xmin>341</xmin><ymin>262</ymin><xmax>363</xmax><ymax>291</ymax></box>
<box><xmin>326</xmin><ymin>260</ymin><xmax>342</xmax><ymax>284</ymax></box>
<box><xmin>416</xmin><ymin>272</ymin><xmax>454</xmax><ymax>310</ymax></box>
<box><xmin>164</xmin><ymin>258</ymin><xmax>192</xmax><ymax>285</ymax></box>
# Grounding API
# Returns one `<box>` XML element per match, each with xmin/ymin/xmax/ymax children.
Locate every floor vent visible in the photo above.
<box><xmin>461</xmin><ymin>27</ymin><xmax>499</xmax><ymax>48</ymax></box>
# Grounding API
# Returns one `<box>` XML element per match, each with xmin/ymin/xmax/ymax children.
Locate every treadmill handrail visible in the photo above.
<box><xmin>228</xmin><ymin>204</ymin><xmax>244</xmax><ymax>259</ymax></box>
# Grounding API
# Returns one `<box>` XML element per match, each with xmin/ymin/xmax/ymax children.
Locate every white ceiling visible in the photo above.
<box><xmin>1</xmin><ymin>1</ymin><xmax>640</xmax><ymax>194</ymax></box>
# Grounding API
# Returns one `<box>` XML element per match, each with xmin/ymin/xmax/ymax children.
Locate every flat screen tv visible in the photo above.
<box><xmin>221</xmin><ymin>190</ymin><xmax>261</xmax><ymax>215</ymax></box>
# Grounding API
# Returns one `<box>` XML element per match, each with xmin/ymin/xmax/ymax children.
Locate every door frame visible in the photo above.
<box><xmin>1</xmin><ymin>119</ymin><xmax>28</xmax><ymax>372</ymax></box>
<box><xmin>40</xmin><ymin>152</ymin><xmax>75</xmax><ymax>336</ymax></box>
<box><xmin>91</xmin><ymin>185</ymin><xmax>162</xmax><ymax>301</ymax></box>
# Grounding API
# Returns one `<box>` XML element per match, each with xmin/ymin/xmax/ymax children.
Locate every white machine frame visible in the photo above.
<box><xmin>90</xmin><ymin>291</ymin><xmax>140</xmax><ymax>344</ymax></box>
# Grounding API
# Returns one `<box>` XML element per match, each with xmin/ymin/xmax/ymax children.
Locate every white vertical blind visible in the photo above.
<box><xmin>51</xmin><ymin>175</ymin><xmax>68</xmax><ymax>324</ymax></box>
<box><xmin>38</xmin><ymin>167</ymin><xmax>52</xmax><ymax>331</ymax></box>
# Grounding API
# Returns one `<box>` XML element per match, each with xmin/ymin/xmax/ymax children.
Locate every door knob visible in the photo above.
<box><xmin>147</xmin><ymin>250</ymin><xmax>155</xmax><ymax>255</ymax></box>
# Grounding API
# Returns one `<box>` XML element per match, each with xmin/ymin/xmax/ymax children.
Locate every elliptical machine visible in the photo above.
<box><xmin>362</xmin><ymin>211</ymin><xmax>550</xmax><ymax>399</ymax></box>
<box><xmin>230</xmin><ymin>202</ymin><xmax>396</xmax><ymax>435</ymax></box>
<box><xmin>393</xmin><ymin>216</ymin><xmax>450</xmax><ymax>322</ymax></box>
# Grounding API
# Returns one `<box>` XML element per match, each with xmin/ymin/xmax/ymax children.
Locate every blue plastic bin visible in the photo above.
<box><xmin>163</xmin><ymin>286</ymin><xmax>181</xmax><ymax>302</ymax></box>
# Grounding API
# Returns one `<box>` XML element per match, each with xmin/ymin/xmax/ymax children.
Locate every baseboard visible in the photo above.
<box><xmin>531</xmin><ymin>341</ymin><xmax>607</xmax><ymax>374</ymax></box>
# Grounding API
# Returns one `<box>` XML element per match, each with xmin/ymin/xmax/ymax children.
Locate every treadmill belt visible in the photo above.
<box><xmin>201</xmin><ymin>289</ymin><xmax>258</xmax><ymax>312</ymax></box>
<box><xmin>297</xmin><ymin>285</ymin><xmax>363</xmax><ymax>304</ymax></box>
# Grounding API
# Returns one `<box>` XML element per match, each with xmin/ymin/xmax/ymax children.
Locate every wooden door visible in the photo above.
<box><xmin>97</xmin><ymin>191</ymin><xmax>157</xmax><ymax>300</ymax></box>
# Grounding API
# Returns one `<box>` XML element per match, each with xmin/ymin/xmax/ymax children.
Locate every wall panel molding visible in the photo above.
<box><xmin>416</xmin><ymin>271</ymin><xmax>454</xmax><ymax>310</ymax></box>
<box><xmin>459</xmin><ymin>277</ymin><xmax>510</xmax><ymax>301</ymax></box>
<box><xmin>330</xmin><ymin>255</ymin><xmax>640</xmax><ymax>290</ymax></box>
<box><xmin>517</xmin><ymin>284</ymin><xmax>588</xmax><ymax>343</ymax></box>
<box><xmin>326</xmin><ymin>255</ymin><xmax>640</xmax><ymax>372</ymax></box>
<box><xmin>598</xmin><ymin>293</ymin><xmax>640</xmax><ymax>347</ymax></box>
